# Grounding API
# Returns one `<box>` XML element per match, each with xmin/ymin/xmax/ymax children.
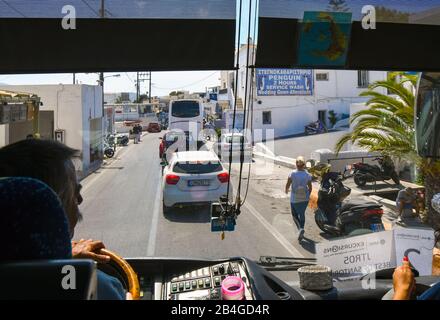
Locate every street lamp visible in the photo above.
<box><xmin>96</xmin><ymin>73</ymin><xmax>121</xmax><ymax>105</ymax></box>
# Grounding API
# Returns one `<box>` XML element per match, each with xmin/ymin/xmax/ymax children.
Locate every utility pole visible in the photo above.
<box><xmin>100</xmin><ymin>0</ymin><xmax>105</xmax><ymax>153</ymax></box>
<box><xmin>136</xmin><ymin>72</ymin><xmax>140</xmax><ymax>101</ymax></box>
<box><xmin>136</xmin><ymin>72</ymin><xmax>151</xmax><ymax>103</ymax></box>
<box><xmin>99</xmin><ymin>0</ymin><xmax>105</xmax><ymax>103</ymax></box>
<box><xmin>149</xmin><ymin>71</ymin><xmax>152</xmax><ymax>103</ymax></box>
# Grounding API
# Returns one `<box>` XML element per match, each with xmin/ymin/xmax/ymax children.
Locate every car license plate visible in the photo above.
<box><xmin>188</xmin><ymin>179</ymin><xmax>210</xmax><ymax>187</ymax></box>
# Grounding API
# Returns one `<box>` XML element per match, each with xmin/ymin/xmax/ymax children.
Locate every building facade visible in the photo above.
<box><xmin>0</xmin><ymin>84</ymin><xmax>104</xmax><ymax>178</ymax></box>
<box><xmin>221</xmin><ymin>45</ymin><xmax>388</xmax><ymax>140</ymax></box>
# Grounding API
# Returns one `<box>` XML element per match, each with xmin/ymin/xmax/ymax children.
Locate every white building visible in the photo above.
<box><xmin>104</xmin><ymin>92</ymin><xmax>136</xmax><ymax>104</ymax></box>
<box><xmin>221</xmin><ymin>44</ymin><xmax>388</xmax><ymax>140</ymax></box>
<box><xmin>0</xmin><ymin>84</ymin><xmax>104</xmax><ymax>178</ymax></box>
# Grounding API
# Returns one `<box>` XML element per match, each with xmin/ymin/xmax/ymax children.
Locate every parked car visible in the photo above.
<box><xmin>162</xmin><ymin>151</ymin><xmax>233</xmax><ymax>213</ymax></box>
<box><xmin>147</xmin><ymin>122</ymin><xmax>161</xmax><ymax>133</ymax></box>
<box><xmin>214</xmin><ymin>132</ymin><xmax>252</xmax><ymax>162</ymax></box>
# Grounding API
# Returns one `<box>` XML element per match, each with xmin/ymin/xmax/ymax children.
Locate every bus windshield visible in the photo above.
<box><xmin>1</xmin><ymin>0</ymin><xmax>440</xmax><ymax>301</ymax></box>
<box><xmin>171</xmin><ymin>101</ymin><xmax>200</xmax><ymax>118</ymax></box>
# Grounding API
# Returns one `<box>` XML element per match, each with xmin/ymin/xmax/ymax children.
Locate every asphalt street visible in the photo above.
<box><xmin>75</xmin><ymin>133</ymin><xmax>321</xmax><ymax>267</ymax></box>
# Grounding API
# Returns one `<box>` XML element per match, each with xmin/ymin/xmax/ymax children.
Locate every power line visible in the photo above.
<box><xmin>151</xmin><ymin>71</ymin><xmax>219</xmax><ymax>91</ymax></box>
<box><xmin>124</xmin><ymin>72</ymin><xmax>135</xmax><ymax>83</ymax></box>
<box><xmin>2</xmin><ymin>0</ymin><xmax>26</xmax><ymax>17</ymax></box>
<box><xmin>80</xmin><ymin>0</ymin><xmax>100</xmax><ymax>17</ymax></box>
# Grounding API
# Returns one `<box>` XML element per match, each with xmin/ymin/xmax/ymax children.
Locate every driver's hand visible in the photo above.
<box><xmin>392</xmin><ymin>257</ymin><xmax>415</xmax><ymax>300</ymax></box>
<box><xmin>72</xmin><ymin>239</ymin><xmax>111</xmax><ymax>263</ymax></box>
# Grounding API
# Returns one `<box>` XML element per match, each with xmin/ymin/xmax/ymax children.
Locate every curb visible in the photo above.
<box><xmin>253</xmin><ymin>151</ymin><xmax>297</xmax><ymax>169</ymax></box>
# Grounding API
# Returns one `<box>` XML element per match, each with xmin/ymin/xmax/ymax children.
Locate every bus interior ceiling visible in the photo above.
<box><xmin>0</xmin><ymin>18</ymin><xmax>440</xmax><ymax>73</ymax></box>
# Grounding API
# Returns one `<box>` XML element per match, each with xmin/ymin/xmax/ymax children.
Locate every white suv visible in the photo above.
<box><xmin>162</xmin><ymin>151</ymin><xmax>233</xmax><ymax>213</ymax></box>
<box><xmin>214</xmin><ymin>133</ymin><xmax>252</xmax><ymax>162</ymax></box>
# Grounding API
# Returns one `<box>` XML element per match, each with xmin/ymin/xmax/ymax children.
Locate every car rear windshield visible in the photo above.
<box><xmin>171</xmin><ymin>101</ymin><xmax>200</xmax><ymax>118</ymax></box>
<box><xmin>173</xmin><ymin>161</ymin><xmax>223</xmax><ymax>174</ymax></box>
<box><xmin>225</xmin><ymin>135</ymin><xmax>247</xmax><ymax>144</ymax></box>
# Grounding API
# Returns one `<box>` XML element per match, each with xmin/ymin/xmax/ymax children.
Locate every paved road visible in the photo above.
<box><xmin>75</xmin><ymin>133</ymin><xmax>321</xmax><ymax>268</ymax></box>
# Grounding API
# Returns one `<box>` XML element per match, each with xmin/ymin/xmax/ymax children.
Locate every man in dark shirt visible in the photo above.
<box><xmin>0</xmin><ymin>139</ymin><xmax>129</xmax><ymax>300</ymax></box>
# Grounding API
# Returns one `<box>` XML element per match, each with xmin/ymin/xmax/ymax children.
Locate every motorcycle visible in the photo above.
<box><xmin>311</xmin><ymin>163</ymin><xmax>385</xmax><ymax>237</ymax></box>
<box><xmin>304</xmin><ymin>120</ymin><xmax>327</xmax><ymax>135</ymax></box>
<box><xmin>351</xmin><ymin>156</ymin><xmax>400</xmax><ymax>187</ymax></box>
<box><xmin>103</xmin><ymin>141</ymin><xmax>115</xmax><ymax>158</ymax></box>
<box><xmin>107</xmin><ymin>134</ymin><xmax>129</xmax><ymax>147</ymax></box>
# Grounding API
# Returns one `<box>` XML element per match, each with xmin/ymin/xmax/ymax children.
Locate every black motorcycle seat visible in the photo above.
<box><xmin>340</xmin><ymin>198</ymin><xmax>382</xmax><ymax>212</ymax></box>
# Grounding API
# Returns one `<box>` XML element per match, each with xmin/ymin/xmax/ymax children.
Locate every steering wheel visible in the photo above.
<box><xmin>98</xmin><ymin>249</ymin><xmax>141</xmax><ymax>300</ymax></box>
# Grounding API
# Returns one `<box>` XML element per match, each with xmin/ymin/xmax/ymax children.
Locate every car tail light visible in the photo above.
<box><xmin>362</xmin><ymin>209</ymin><xmax>384</xmax><ymax>219</ymax></box>
<box><xmin>165</xmin><ymin>174</ymin><xmax>180</xmax><ymax>185</ymax></box>
<box><xmin>217</xmin><ymin>172</ymin><xmax>229</xmax><ymax>183</ymax></box>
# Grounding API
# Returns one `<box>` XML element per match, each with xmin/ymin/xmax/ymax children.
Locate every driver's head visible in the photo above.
<box><xmin>0</xmin><ymin>139</ymin><xmax>82</xmax><ymax>238</ymax></box>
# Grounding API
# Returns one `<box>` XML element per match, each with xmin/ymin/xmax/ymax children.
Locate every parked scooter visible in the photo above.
<box><xmin>310</xmin><ymin>162</ymin><xmax>384</xmax><ymax>237</ymax></box>
<box><xmin>107</xmin><ymin>134</ymin><xmax>129</xmax><ymax>147</ymax></box>
<box><xmin>103</xmin><ymin>141</ymin><xmax>115</xmax><ymax>158</ymax></box>
<box><xmin>351</xmin><ymin>156</ymin><xmax>400</xmax><ymax>187</ymax></box>
<box><xmin>304</xmin><ymin>120</ymin><xmax>327</xmax><ymax>135</ymax></box>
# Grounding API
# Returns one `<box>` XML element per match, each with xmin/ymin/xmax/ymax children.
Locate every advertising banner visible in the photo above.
<box><xmin>316</xmin><ymin>228</ymin><xmax>435</xmax><ymax>279</ymax></box>
<box><xmin>256</xmin><ymin>69</ymin><xmax>313</xmax><ymax>96</ymax></box>
<box><xmin>317</xmin><ymin>230</ymin><xmax>394</xmax><ymax>279</ymax></box>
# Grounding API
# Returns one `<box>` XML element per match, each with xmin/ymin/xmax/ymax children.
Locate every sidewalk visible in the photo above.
<box><xmin>86</xmin><ymin>132</ymin><xmax>150</xmax><ymax>179</ymax></box>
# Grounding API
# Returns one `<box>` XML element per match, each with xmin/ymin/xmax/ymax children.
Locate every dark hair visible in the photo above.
<box><xmin>0</xmin><ymin>139</ymin><xmax>78</xmax><ymax>195</ymax></box>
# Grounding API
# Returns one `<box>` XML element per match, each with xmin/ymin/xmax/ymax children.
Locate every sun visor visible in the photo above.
<box><xmin>256</xmin><ymin>0</ymin><xmax>440</xmax><ymax>71</ymax></box>
<box><xmin>0</xmin><ymin>0</ymin><xmax>236</xmax><ymax>73</ymax></box>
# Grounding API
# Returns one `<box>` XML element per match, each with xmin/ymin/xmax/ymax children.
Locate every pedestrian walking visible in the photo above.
<box><xmin>285</xmin><ymin>156</ymin><xmax>313</xmax><ymax>241</ymax></box>
<box><xmin>137</xmin><ymin>124</ymin><xmax>142</xmax><ymax>142</ymax></box>
<box><xmin>132</xmin><ymin>126</ymin><xmax>139</xmax><ymax>144</ymax></box>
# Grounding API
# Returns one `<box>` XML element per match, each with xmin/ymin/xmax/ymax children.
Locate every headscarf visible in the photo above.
<box><xmin>0</xmin><ymin>177</ymin><xmax>72</xmax><ymax>261</ymax></box>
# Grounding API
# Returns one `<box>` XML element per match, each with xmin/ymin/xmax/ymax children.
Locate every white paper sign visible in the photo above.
<box><xmin>316</xmin><ymin>228</ymin><xmax>435</xmax><ymax>278</ymax></box>
<box><xmin>394</xmin><ymin>227</ymin><xmax>435</xmax><ymax>276</ymax></box>
<box><xmin>316</xmin><ymin>231</ymin><xmax>394</xmax><ymax>279</ymax></box>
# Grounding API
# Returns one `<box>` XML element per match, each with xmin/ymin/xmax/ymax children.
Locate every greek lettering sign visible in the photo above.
<box><xmin>317</xmin><ymin>228</ymin><xmax>436</xmax><ymax>279</ymax></box>
<box><xmin>256</xmin><ymin>69</ymin><xmax>313</xmax><ymax>96</ymax></box>
<box><xmin>317</xmin><ymin>231</ymin><xmax>394</xmax><ymax>279</ymax></box>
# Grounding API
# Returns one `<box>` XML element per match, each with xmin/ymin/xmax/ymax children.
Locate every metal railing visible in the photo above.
<box><xmin>326</xmin><ymin>155</ymin><xmax>381</xmax><ymax>193</ymax></box>
<box><xmin>326</xmin><ymin>155</ymin><xmax>378</xmax><ymax>165</ymax></box>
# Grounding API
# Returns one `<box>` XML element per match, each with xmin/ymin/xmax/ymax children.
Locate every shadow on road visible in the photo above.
<box><xmin>163</xmin><ymin>205</ymin><xmax>211</xmax><ymax>223</ymax></box>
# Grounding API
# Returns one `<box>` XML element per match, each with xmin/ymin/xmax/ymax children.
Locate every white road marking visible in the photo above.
<box><xmin>147</xmin><ymin>171</ymin><xmax>162</xmax><ymax>256</ymax></box>
<box><xmin>243</xmin><ymin>201</ymin><xmax>305</xmax><ymax>257</ymax></box>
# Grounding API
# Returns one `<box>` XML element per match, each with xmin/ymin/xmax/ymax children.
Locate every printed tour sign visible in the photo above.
<box><xmin>256</xmin><ymin>69</ymin><xmax>314</xmax><ymax>96</ymax></box>
<box><xmin>316</xmin><ymin>228</ymin><xmax>435</xmax><ymax>279</ymax></box>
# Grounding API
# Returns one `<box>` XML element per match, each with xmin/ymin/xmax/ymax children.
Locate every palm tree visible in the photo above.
<box><xmin>327</xmin><ymin>0</ymin><xmax>350</xmax><ymax>12</ymax></box>
<box><xmin>335</xmin><ymin>73</ymin><xmax>418</xmax><ymax>162</ymax></box>
<box><xmin>335</xmin><ymin>72</ymin><xmax>440</xmax><ymax>234</ymax></box>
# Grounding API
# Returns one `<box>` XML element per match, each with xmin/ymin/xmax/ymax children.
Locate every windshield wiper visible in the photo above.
<box><xmin>257</xmin><ymin>256</ymin><xmax>316</xmax><ymax>271</ymax></box>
